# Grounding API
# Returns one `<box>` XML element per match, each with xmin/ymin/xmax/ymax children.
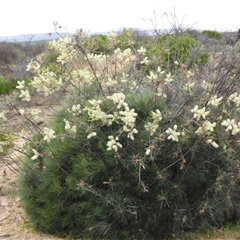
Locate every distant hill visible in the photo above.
<box><xmin>0</xmin><ymin>31</ymin><xmax>111</xmax><ymax>44</ymax></box>
<box><xmin>0</xmin><ymin>32</ymin><xmax>70</xmax><ymax>44</ymax></box>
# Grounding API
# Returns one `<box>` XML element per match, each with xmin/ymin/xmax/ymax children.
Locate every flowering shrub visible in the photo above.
<box><xmin>1</xmin><ymin>27</ymin><xmax>240</xmax><ymax>239</ymax></box>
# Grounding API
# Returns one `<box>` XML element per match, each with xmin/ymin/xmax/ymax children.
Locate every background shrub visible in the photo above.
<box><xmin>0</xmin><ymin>77</ymin><xmax>18</xmax><ymax>95</ymax></box>
<box><xmin>202</xmin><ymin>30</ymin><xmax>222</xmax><ymax>40</ymax></box>
<box><xmin>235</xmin><ymin>40</ymin><xmax>240</xmax><ymax>52</ymax></box>
<box><xmin>145</xmin><ymin>34</ymin><xmax>209</xmax><ymax>71</ymax></box>
<box><xmin>83</xmin><ymin>34</ymin><xmax>110</xmax><ymax>54</ymax></box>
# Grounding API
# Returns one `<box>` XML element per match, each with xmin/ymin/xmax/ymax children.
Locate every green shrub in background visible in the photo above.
<box><xmin>237</xmin><ymin>29</ymin><xmax>240</xmax><ymax>41</ymax></box>
<box><xmin>202</xmin><ymin>30</ymin><xmax>222</xmax><ymax>40</ymax></box>
<box><xmin>116</xmin><ymin>28</ymin><xmax>138</xmax><ymax>50</ymax></box>
<box><xmin>235</xmin><ymin>40</ymin><xmax>240</xmax><ymax>52</ymax></box>
<box><xmin>83</xmin><ymin>34</ymin><xmax>110</xmax><ymax>54</ymax></box>
<box><xmin>145</xmin><ymin>34</ymin><xmax>209</xmax><ymax>71</ymax></box>
<box><xmin>11</xmin><ymin>29</ymin><xmax>240</xmax><ymax>239</ymax></box>
<box><xmin>0</xmin><ymin>77</ymin><xmax>18</xmax><ymax>95</ymax></box>
<box><xmin>83</xmin><ymin>29</ymin><xmax>141</xmax><ymax>55</ymax></box>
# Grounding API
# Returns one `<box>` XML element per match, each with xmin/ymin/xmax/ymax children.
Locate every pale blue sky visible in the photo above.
<box><xmin>1</xmin><ymin>0</ymin><xmax>239</xmax><ymax>36</ymax></box>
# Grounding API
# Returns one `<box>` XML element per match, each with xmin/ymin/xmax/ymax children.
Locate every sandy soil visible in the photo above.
<box><xmin>0</xmin><ymin>97</ymin><xmax>62</xmax><ymax>239</ymax></box>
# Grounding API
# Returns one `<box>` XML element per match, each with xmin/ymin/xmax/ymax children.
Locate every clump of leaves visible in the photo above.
<box><xmin>83</xmin><ymin>34</ymin><xmax>110</xmax><ymax>54</ymax></box>
<box><xmin>145</xmin><ymin>34</ymin><xmax>209</xmax><ymax>71</ymax></box>
<box><xmin>235</xmin><ymin>40</ymin><xmax>240</xmax><ymax>52</ymax></box>
<box><xmin>0</xmin><ymin>77</ymin><xmax>18</xmax><ymax>95</ymax></box>
<box><xmin>202</xmin><ymin>30</ymin><xmax>222</xmax><ymax>40</ymax></box>
<box><xmin>0</xmin><ymin>132</ymin><xmax>14</xmax><ymax>157</ymax></box>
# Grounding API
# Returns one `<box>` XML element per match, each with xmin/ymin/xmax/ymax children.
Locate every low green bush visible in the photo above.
<box><xmin>83</xmin><ymin>29</ymin><xmax>140</xmax><ymax>55</ymax></box>
<box><xmin>83</xmin><ymin>34</ymin><xmax>110</xmax><ymax>54</ymax></box>
<box><xmin>0</xmin><ymin>77</ymin><xmax>18</xmax><ymax>95</ymax></box>
<box><xmin>145</xmin><ymin>34</ymin><xmax>209</xmax><ymax>71</ymax></box>
<box><xmin>202</xmin><ymin>30</ymin><xmax>222</xmax><ymax>40</ymax></box>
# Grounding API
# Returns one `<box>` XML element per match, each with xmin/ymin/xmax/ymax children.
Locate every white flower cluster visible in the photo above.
<box><xmin>206</xmin><ymin>139</ymin><xmax>219</xmax><ymax>148</ymax></box>
<box><xmin>119</xmin><ymin>108</ymin><xmax>138</xmax><ymax>140</ymax></box>
<box><xmin>228</xmin><ymin>92</ymin><xmax>240</xmax><ymax>106</ymax></box>
<box><xmin>106</xmin><ymin>135</ymin><xmax>122</xmax><ymax>152</ymax></box>
<box><xmin>26</xmin><ymin>60</ymin><xmax>41</xmax><ymax>74</ymax></box>
<box><xmin>49</xmin><ymin>37</ymin><xmax>76</xmax><ymax>65</ymax></box>
<box><xmin>191</xmin><ymin>105</ymin><xmax>210</xmax><ymax>121</ymax></box>
<box><xmin>71</xmin><ymin>68</ymin><xmax>95</xmax><ymax>85</ymax></box>
<box><xmin>144</xmin><ymin>109</ymin><xmax>163</xmax><ymax>136</ymax></box>
<box><xmin>68</xmin><ymin>104</ymin><xmax>82</xmax><ymax>117</ymax></box>
<box><xmin>31</xmin><ymin>149</ymin><xmax>41</xmax><ymax>160</ymax></box>
<box><xmin>31</xmin><ymin>71</ymin><xmax>63</xmax><ymax>96</ymax></box>
<box><xmin>195</xmin><ymin>121</ymin><xmax>216</xmax><ymax>135</ymax></box>
<box><xmin>83</xmin><ymin>92</ymin><xmax>139</xmax><ymax>150</ymax></box>
<box><xmin>16</xmin><ymin>80</ymin><xmax>31</xmax><ymax>101</ymax></box>
<box><xmin>164</xmin><ymin>72</ymin><xmax>174</xmax><ymax>84</ymax></box>
<box><xmin>63</xmin><ymin>119</ymin><xmax>77</xmax><ymax>134</ymax></box>
<box><xmin>43</xmin><ymin>127</ymin><xmax>56</xmax><ymax>142</ymax></box>
<box><xmin>165</xmin><ymin>125</ymin><xmax>182</xmax><ymax>142</ymax></box>
<box><xmin>207</xmin><ymin>95</ymin><xmax>223</xmax><ymax>107</ymax></box>
<box><xmin>84</xmin><ymin>99</ymin><xmax>110</xmax><ymax>125</ymax></box>
<box><xmin>221</xmin><ymin>119</ymin><xmax>240</xmax><ymax>135</ymax></box>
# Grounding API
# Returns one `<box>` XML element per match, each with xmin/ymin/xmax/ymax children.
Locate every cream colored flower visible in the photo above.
<box><xmin>106</xmin><ymin>136</ymin><xmax>122</xmax><ymax>152</ymax></box>
<box><xmin>207</xmin><ymin>95</ymin><xmax>223</xmax><ymax>107</ymax></box>
<box><xmin>31</xmin><ymin>149</ymin><xmax>40</xmax><ymax>160</ymax></box>
<box><xmin>87</xmin><ymin>132</ymin><xmax>97</xmax><ymax>139</ymax></box>
<box><xmin>165</xmin><ymin>125</ymin><xmax>181</xmax><ymax>142</ymax></box>
<box><xmin>164</xmin><ymin>72</ymin><xmax>174</xmax><ymax>84</ymax></box>
<box><xmin>191</xmin><ymin>105</ymin><xmax>210</xmax><ymax>121</ymax></box>
<box><xmin>140</xmin><ymin>57</ymin><xmax>150</xmax><ymax>65</ymax></box>
<box><xmin>16</xmin><ymin>80</ymin><xmax>25</xmax><ymax>89</ymax></box>
<box><xmin>137</xmin><ymin>46</ymin><xmax>146</xmax><ymax>55</ymax></box>
<box><xmin>147</xmin><ymin>71</ymin><xmax>158</xmax><ymax>82</ymax></box>
<box><xmin>206</xmin><ymin>139</ymin><xmax>218</xmax><ymax>148</ymax></box>
<box><xmin>19</xmin><ymin>89</ymin><xmax>31</xmax><ymax>101</ymax></box>
<box><xmin>43</xmin><ymin>127</ymin><xmax>56</xmax><ymax>142</ymax></box>
<box><xmin>145</xmin><ymin>148</ymin><xmax>151</xmax><ymax>156</ymax></box>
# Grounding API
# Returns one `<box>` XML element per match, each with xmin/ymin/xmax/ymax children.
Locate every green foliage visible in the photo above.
<box><xmin>116</xmin><ymin>28</ymin><xmax>138</xmax><ymax>50</ymax></box>
<box><xmin>0</xmin><ymin>132</ymin><xmax>14</xmax><ymax>157</ymax></box>
<box><xmin>83</xmin><ymin>29</ymin><xmax>139</xmax><ymax>55</ymax></box>
<box><xmin>237</xmin><ymin>29</ymin><xmax>240</xmax><ymax>40</ymax></box>
<box><xmin>83</xmin><ymin>34</ymin><xmax>110</xmax><ymax>54</ymax></box>
<box><xmin>183</xmin><ymin>28</ymin><xmax>201</xmax><ymax>39</ymax></box>
<box><xmin>235</xmin><ymin>40</ymin><xmax>240</xmax><ymax>52</ymax></box>
<box><xmin>145</xmin><ymin>34</ymin><xmax>209</xmax><ymax>71</ymax></box>
<box><xmin>0</xmin><ymin>77</ymin><xmax>18</xmax><ymax>95</ymax></box>
<box><xmin>18</xmin><ymin>90</ymin><xmax>240</xmax><ymax>239</ymax></box>
<box><xmin>202</xmin><ymin>30</ymin><xmax>222</xmax><ymax>40</ymax></box>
